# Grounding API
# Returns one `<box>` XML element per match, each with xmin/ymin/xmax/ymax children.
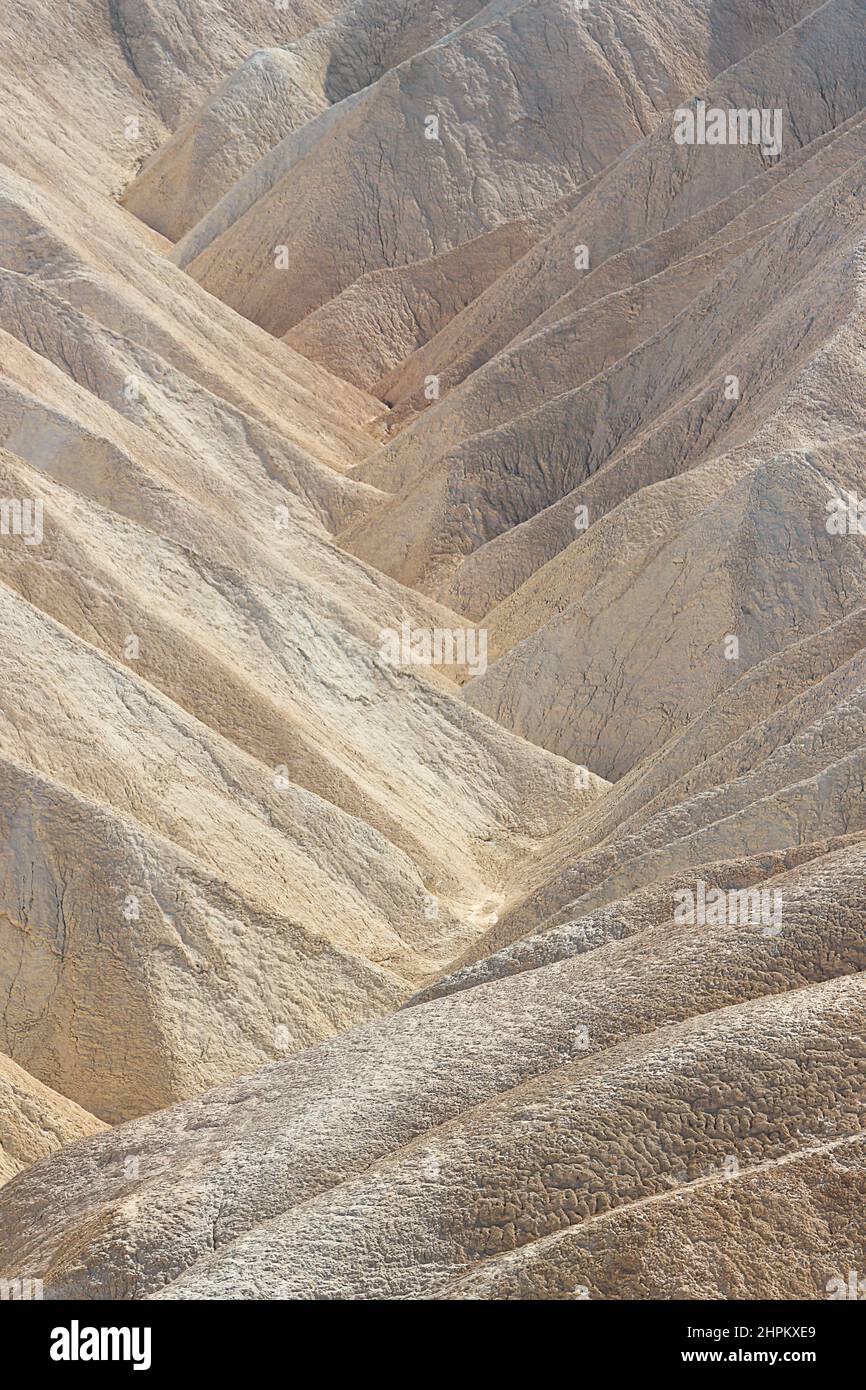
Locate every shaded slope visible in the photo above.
<box><xmin>0</xmin><ymin>1054</ymin><xmax>105</xmax><ymax>1188</ymax></box>
<box><xmin>178</xmin><ymin>0</ymin><xmax>814</xmax><ymax>339</ymax></box>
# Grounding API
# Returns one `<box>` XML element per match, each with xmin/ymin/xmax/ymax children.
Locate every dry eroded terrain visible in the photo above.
<box><xmin>0</xmin><ymin>0</ymin><xmax>865</xmax><ymax>1301</ymax></box>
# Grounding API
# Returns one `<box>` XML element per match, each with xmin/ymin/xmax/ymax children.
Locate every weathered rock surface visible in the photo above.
<box><xmin>0</xmin><ymin>1054</ymin><xmax>104</xmax><ymax>1188</ymax></box>
<box><xmin>2</xmin><ymin>965</ymin><xmax>864</xmax><ymax>1297</ymax></box>
<box><xmin>123</xmin><ymin>0</ymin><xmax>491</xmax><ymax>241</ymax></box>
<box><xmin>178</xmin><ymin>0</ymin><xmax>814</xmax><ymax>336</ymax></box>
<box><xmin>0</xmin><ymin>6</ymin><xmax>602</xmax><ymax>1122</ymax></box>
<box><xmin>1</xmin><ymin>0</ymin><xmax>865</xmax><ymax>1302</ymax></box>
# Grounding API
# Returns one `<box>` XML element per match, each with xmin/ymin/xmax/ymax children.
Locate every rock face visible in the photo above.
<box><xmin>0</xmin><ymin>4</ymin><xmax>601</xmax><ymax>1124</ymax></box>
<box><xmin>1</xmin><ymin>963</ymin><xmax>864</xmax><ymax>1298</ymax></box>
<box><xmin>0</xmin><ymin>1054</ymin><xmax>104</xmax><ymax>1188</ymax></box>
<box><xmin>1</xmin><ymin>0</ymin><xmax>866</xmax><ymax>1301</ymax></box>
<box><xmin>174</xmin><ymin>0</ymin><xmax>817</xmax><ymax>335</ymax></box>
<box><xmin>122</xmin><ymin>0</ymin><xmax>492</xmax><ymax>242</ymax></box>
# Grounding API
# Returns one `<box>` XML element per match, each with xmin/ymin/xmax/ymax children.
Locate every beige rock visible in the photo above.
<box><xmin>124</xmin><ymin>1</ymin><xmax>491</xmax><ymax>241</ymax></box>
<box><xmin>0</xmin><ymin>1053</ymin><xmax>104</xmax><ymax>1188</ymax></box>
<box><xmin>179</xmin><ymin>0</ymin><xmax>810</xmax><ymax>335</ymax></box>
<box><xmin>1</xmin><ymin>0</ymin><xmax>866</xmax><ymax>1304</ymax></box>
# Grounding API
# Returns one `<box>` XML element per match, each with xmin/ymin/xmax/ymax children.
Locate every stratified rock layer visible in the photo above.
<box><xmin>1</xmin><ymin>0</ymin><xmax>865</xmax><ymax>1302</ymax></box>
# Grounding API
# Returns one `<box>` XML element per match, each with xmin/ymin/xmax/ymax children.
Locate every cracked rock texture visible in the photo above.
<box><xmin>1</xmin><ymin>0</ymin><xmax>866</xmax><ymax>1300</ymax></box>
<box><xmin>0</xmin><ymin>1053</ymin><xmax>104</xmax><ymax>1187</ymax></box>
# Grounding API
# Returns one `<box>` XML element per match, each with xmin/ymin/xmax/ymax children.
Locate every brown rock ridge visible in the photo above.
<box><xmin>176</xmin><ymin>0</ymin><xmax>815</xmax><ymax>337</ymax></box>
<box><xmin>123</xmin><ymin>0</ymin><xmax>491</xmax><ymax>241</ymax></box>
<box><xmin>0</xmin><ymin>1054</ymin><xmax>104</xmax><ymax>1188</ymax></box>
<box><xmin>0</xmin><ymin>7</ymin><xmax>603</xmax><ymax>1124</ymax></box>
<box><xmin>1</xmin><ymin>0</ymin><xmax>865</xmax><ymax>1303</ymax></box>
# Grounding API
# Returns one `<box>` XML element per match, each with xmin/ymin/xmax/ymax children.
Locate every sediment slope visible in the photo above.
<box><xmin>1</xmin><ymin>0</ymin><xmax>865</xmax><ymax>1303</ymax></box>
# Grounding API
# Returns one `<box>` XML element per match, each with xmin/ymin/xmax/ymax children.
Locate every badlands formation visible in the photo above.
<box><xmin>0</xmin><ymin>0</ymin><xmax>865</xmax><ymax>1300</ymax></box>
